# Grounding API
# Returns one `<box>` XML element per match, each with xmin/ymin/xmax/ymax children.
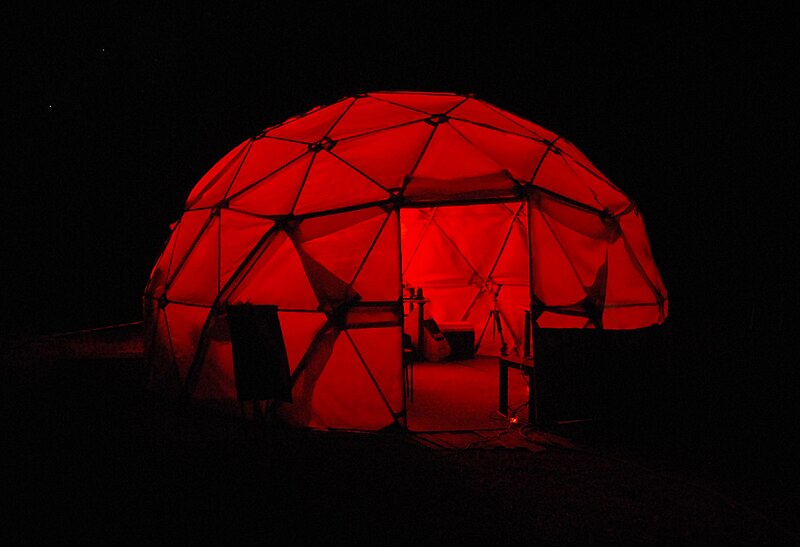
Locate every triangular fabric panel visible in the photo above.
<box><xmin>185</xmin><ymin>139</ymin><xmax>249</xmax><ymax>209</ymax></box>
<box><xmin>168</xmin><ymin>214</ymin><xmax>220</xmax><ymax>305</ymax></box>
<box><xmin>451</xmin><ymin>120</ymin><xmax>548</xmax><ymax>182</ymax></box>
<box><xmin>347</xmin><ymin>327</ymin><xmax>404</xmax><ymax>415</ymax></box>
<box><xmin>144</xmin><ymin>306</ymin><xmax>182</xmax><ymax>393</ymax></box>
<box><xmin>229</xmin><ymin>231</ymin><xmax>319</xmax><ymax>311</ymax></box>
<box><xmin>293</xmin><ymin>205</ymin><xmax>385</xmax><ymax>242</ymax></box>
<box><xmin>556</xmin><ymin>138</ymin><xmax>619</xmax><ymax>189</ymax></box>
<box><xmin>404</xmin><ymin>124</ymin><xmax>518</xmax><ymax>201</ymax></box>
<box><xmin>431</xmin><ymin>203</ymin><xmax>515</xmax><ymax>279</ymax></box>
<box><xmin>277</xmin><ymin>311</ymin><xmax>329</xmax><ymax>374</ymax></box>
<box><xmin>293</xmin><ymin>208</ymin><xmax>388</xmax><ymax>284</ymax></box>
<box><xmin>555</xmin><ymin>147</ymin><xmax>630</xmax><ymax>213</ymax></box>
<box><xmin>303</xmin><ymin>333</ymin><xmax>396</xmax><ymax>430</ymax></box>
<box><xmin>399</xmin><ymin>208</ymin><xmax>434</xmax><ymax>271</ymax></box>
<box><xmin>167</xmin><ymin>209</ymin><xmax>213</xmax><ymax>284</ymax></box>
<box><xmin>352</xmin><ymin>210</ymin><xmax>401</xmax><ymax>301</ymax></box>
<box><xmin>535</xmin><ymin>193</ymin><xmax>610</xmax><ymax>240</ymax></box>
<box><xmin>224</xmin><ymin>138</ymin><xmax>308</xmax><ymax>199</ymax></box>
<box><xmin>227</xmin><ymin>154</ymin><xmax>312</xmax><ymax>216</ymax></box>
<box><xmin>411</xmin><ymin>123</ymin><xmax>504</xmax><ymax>181</ymax></box>
<box><xmin>276</xmin><ymin>322</ymin><xmax>340</xmax><ymax>426</ymax></box>
<box><xmin>496</xmin><ymin>284</ymin><xmax>531</xmax><ymax>350</ymax></box>
<box><xmin>193</xmin><ymin>313</ymin><xmax>236</xmax><ymax>400</ymax></box>
<box><xmin>425</xmin><ymin>286</ymin><xmax>483</xmax><ymax>325</ymax></box>
<box><xmin>606</xmin><ymin>236</ymin><xmax>657</xmax><ymax>301</ymax></box>
<box><xmin>145</xmin><ymin>226</ymin><xmax>179</xmax><ymax>299</ymax></box>
<box><xmin>332</xmin><ymin>122</ymin><xmax>433</xmax><ymax>191</ymax></box>
<box><xmin>292</xmin><ymin>243</ymin><xmax>361</xmax><ymax>313</ymax></box>
<box><xmin>163</xmin><ymin>302</ymin><xmax>209</xmax><ymax>384</ymax></box>
<box><xmin>480</xmin><ymin>102</ymin><xmax>559</xmax><ymax>143</ymax></box>
<box><xmin>535</xmin><ymin>150</ymin><xmax>629</xmax><ymax>213</ymax></box>
<box><xmin>541</xmin><ymin>207</ymin><xmax>608</xmax><ymax>294</ymax></box>
<box><xmin>530</xmin><ymin>207</ymin><xmax>589</xmax><ymax>307</ymax></box>
<box><xmin>617</xmin><ymin>212</ymin><xmax>667</xmax><ymax>299</ymax></box>
<box><xmin>265</xmin><ymin>97</ymin><xmax>354</xmax><ymax>143</ymax></box>
<box><xmin>219</xmin><ymin>210</ymin><xmax>275</xmax><ymax>290</ymax></box>
<box><xmin>603</xmin><ymin>304</ymin><xmax>663</xmax><ymax>330</ymax></box>
<box><xmin>329</xmin><ymin>96</ymin><xmax>430</xmax><ymax>140</ymax></box>
<box><xmin>492</xmin><ymin>206</ymin><xmax>529</xmax><ymax>286</ymax></box>
<box><xmin>449</xmin><ymin>98</ymin><xmax>541</xmax><ymax>138</ymax></box>
<box><xmin>369</xmin><ymin>92</ymin><xmax>465</xmax><ymax>114</ymax></box>
<box><xmin>403</xmin><ymin>218</ymin><xmax>477</xmax><ymax>288</ymax></box>
<box><xmin>533</xmin><ymin>150</ymin><xmax>604</xmax><ymax>208</ymax></box>
<box><xmin>293</xmin><ymin>151</ymin><xmax>391</xmax><ymax>215</ymax></box>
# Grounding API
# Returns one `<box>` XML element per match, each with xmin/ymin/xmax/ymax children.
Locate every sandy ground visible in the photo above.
<box><xmin>2</xmin><ymin>357</ymin><xmax>797</xmax><ymax>544</ymax></box>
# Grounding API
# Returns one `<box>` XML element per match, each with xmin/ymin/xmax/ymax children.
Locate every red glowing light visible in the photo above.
<box><xmin>143</xmin><ymin>91</ymin><xmax>668</xmax><ymax>431</ymax></box>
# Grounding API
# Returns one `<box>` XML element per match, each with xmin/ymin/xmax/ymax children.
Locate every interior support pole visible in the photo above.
<box><xmin>396</xmin><ymin>207</ymin><xmax>410</xmax><ymax>428</ymax></box>
<box><xmin>526</xmin><ymin>192</ymin><xmax>540</xmax><ymax>428</ymax></box>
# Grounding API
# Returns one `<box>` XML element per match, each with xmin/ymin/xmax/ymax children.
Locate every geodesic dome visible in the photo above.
<box><xmin>143</xmin><ymin>91</ymin><xmax>667</xmax><ymax>431</ymax></box>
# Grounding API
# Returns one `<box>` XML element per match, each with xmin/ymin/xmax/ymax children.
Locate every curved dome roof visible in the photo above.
<box><xmin>183</xmin><ymin>91</ymin><xmax>632</xmax><ymax>217</ymax></box>
<box><xmin>143</xmin><ymin>92</ymin><xmax>667</xmax><ymax>429</ymax></box>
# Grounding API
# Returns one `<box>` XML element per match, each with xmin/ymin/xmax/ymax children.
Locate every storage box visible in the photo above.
<box><xmin>437</xmin><ymin>322</ymin><xmax>475</xmax><ymax>360</ymax></box>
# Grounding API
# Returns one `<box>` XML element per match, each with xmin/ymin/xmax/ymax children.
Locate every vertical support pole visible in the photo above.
<box><xmin>523</xmin><ymin>309</ymin><xmax>531</xmax><ymax>358</ymax></box>
<box><xmin>526</xmin><ymin>191</ymin><xmax>540</xmax><ymax>428</ymax></box>
<box><xmin>396</xmin><ymin>208</ymin><xmax>408</xmax><ymax>427</ymax></box>
<box><xmin>403</xmin><ymin>348</ymin><xmax>414</xmax><ymax>404</ymax></box>
<box><xmin>417</xmin><ymin>299</ymin><xmax>425</xmax><ymax>362</ymax></box>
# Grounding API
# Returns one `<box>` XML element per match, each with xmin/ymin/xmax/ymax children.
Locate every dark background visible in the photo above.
<box><xmin>4</xmin><ymin>4</ymin><xmax>797</xmax><ymax>479</ymax></box>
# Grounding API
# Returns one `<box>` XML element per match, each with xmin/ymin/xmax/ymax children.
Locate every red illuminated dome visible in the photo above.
<box><xmin>143</xmin><ymin>91</ymin><xmax>667</xmax><ymax>430</ymax></box>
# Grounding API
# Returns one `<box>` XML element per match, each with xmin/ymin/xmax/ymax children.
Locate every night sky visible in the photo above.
<box><xmin>4</xmin><ymin>5</ymin><xmax>797</xmax><ymax>428</ymax></box>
